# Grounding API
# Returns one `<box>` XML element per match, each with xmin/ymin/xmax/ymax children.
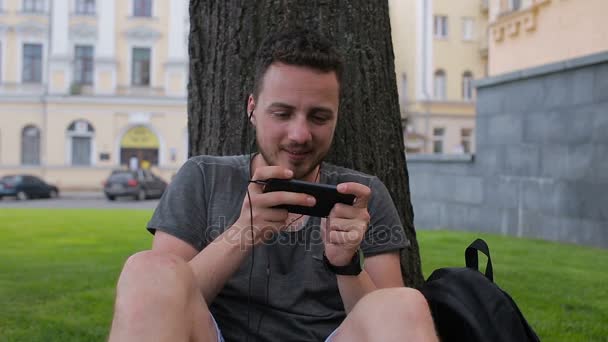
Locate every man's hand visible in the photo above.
<box><xmin>321</xmin><ymin>182</ymin><xmax>371</xmax><ymax>267</ymax></box>
<box><xmin>235</xmin><ymin>166</ymin><xmax>316</xmax><ymax>246</ymax></box>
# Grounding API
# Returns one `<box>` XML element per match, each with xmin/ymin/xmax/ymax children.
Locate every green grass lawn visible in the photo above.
<box><xmin>0</xmin><ymin>209</ymin><xmax>606</xmax><ymax>341</ymax></box>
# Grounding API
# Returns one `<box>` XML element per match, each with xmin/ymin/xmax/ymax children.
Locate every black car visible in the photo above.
<box><xmin>103</xmin><ymin>169</ymin><xmax>167</xmax><ymax>201</ymax></box>
<box><xmin>0</xmin><ymin>175</ymin><xmax>60</xmax><ymax>200</ymax></box>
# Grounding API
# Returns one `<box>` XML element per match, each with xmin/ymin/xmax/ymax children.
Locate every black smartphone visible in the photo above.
<box><xmin>262</xmin><ymin>178</ymin><xmax>356</xmax><ymax>217</ymax></box>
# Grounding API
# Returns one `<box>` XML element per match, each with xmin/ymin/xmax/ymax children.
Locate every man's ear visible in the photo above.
<box><xmin>247</xmin><ymin>94</ymin><xmax>256</xmax><ymax>126</ymax></box>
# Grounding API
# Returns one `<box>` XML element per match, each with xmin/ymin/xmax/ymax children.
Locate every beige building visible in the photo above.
<box><xmin>488</xmin><ymin>0</ymin><xmax>608</xmax><ymax>76</ymax></box>
<box><xmin>390</xmin><ymin>0</ymin><xmax>489</xmax><ymax>154</ymax></box>
<box><xmin>0</xmin><ymin>0</ymin><xmax>188</xmax><ymax>190</ymax></box>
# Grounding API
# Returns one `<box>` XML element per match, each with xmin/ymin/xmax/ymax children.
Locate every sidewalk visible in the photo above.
<box><xmin>58</xmin><ymin>191</ymin><xmax>105</xmax><ymax>200</ymax></box>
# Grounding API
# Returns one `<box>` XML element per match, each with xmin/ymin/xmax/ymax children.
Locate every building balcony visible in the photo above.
<box><xmin>116</xmin><ymin>85</ymin><xmax>166</xmax><ymax>97</ymax></box>
<box><xmin>69</xmin><ymin>83</ymin><xmax>94</xmax><ymax>96</ymax></box>
<box><xmin>0</xmin><ymin>82</ymin><xmax>46</xmax><ymax>97</ymax></box>
<box><xmin>480</xmin><ymin>0</ymin><xmax>489</xmax><ymax>13</ymax></box>
<box><xmin>491</xmin><ymin>0</ymin><xmax>551</xmax><ymax>42</ymax></box>
<box><xmin>479</xmin><ymin>30</ymin><xmax>489</xmax><ymax>57</ymax></box>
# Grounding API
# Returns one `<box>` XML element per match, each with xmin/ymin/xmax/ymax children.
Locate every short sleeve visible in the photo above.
<box><xmin>147</xmin><ymin>159</ymin><xmax>207</xmax><ymax>251</ymax></box>
<box><xmin>360</xmin><ymin>177</ymin><xmax>410</xmax><ymax>257</ymax></box>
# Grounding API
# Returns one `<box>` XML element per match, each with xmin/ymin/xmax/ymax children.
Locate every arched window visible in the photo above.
<box><xmin>434</xmin><ymin>69</ymin><xmax>446</xmax><ymax>100</ymax></box>
<box><xmin>21</xmin><ymin>125</ymin><xmax>40</xmax><ymax>165</ymax></box>
<box><xmin>462</xmin><ymin>71</ymin><xmax>474</xmax><ymax>100</ymax></box>
<box><xmin>67</xmin><ymin>120</ymin><xmax>95</xmax><ymax>166</ymax></box>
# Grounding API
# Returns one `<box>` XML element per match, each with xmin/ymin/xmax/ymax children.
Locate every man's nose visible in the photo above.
<box><xmin>287</xmin><ymin>117</ymin><xmax>312</xmax><ymax>144</ymax></box>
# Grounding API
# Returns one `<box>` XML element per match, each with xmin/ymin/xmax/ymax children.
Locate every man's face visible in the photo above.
<box><xmin>248</xmin><ymin>63</ymin><xmax>340</xmax><ymax>180</ymax></box>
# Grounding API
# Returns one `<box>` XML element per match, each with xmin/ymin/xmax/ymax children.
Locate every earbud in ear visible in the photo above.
<box><xmin>249</xmin><ymin>111</ymin><xmax>256</xmax><ymax>126</ymax></box>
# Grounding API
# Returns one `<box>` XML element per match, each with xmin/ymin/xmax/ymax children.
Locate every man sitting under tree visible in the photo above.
<box><xmin>109</xmin><ymin>29</ymin><xmax>437</xmax><ymax>342</ymax></box>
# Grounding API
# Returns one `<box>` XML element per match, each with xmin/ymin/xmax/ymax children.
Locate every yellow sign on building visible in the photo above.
<box><xmin>120</xmin><ymin>126</ymin><xmax>160</xmax><ymax>149</ymax></box>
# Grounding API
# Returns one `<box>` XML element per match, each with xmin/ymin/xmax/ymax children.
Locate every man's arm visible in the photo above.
<box><xmin>153</xmin><ymin>166</ymin><xmax>315</xmax><ymax>305</ymax></box>
<box><xmin>153</xmin><ymin>231</ymin><xmax>198</xmax><ymax>261</ymax></box>
<box><xmin>323</xmin><ymin>180</ymin><xmax>407</xmax><ymax>313</ymax></box>
<box><xmin>153</xmin><ymin>224</ymin><xmax>255</xmax><ymax>304</ymax></box>
<box><xmin>155</xmin><ymin>211</ymin><xmax>403</xmax><ymax>311</ymax></box>
<box><xmin>336</xmin><ymin>251</ymin><xmax>404</xmax><ymax>313</ymax></box>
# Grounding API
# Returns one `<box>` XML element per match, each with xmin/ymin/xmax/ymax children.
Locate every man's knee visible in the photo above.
<box><xmin>115</xmin><ymin>250</ymin><xmax>200</xmax><ymax>311</ymax></box>
<box><xmin>333</xmin><ymin>288</ymin><xmax>437</xmax><ymax>342</ymax></box>
<box><xmin>358</xmin><ymin>287</ymin><xmax>431</xmax><ymax>320</ymax></box>
<box><xmin>121</xmin><ymin>250</ymin><xmax>194</xmax><ymax>279</ymax></box>
<box><xmin>110</xmin><ymin>252</ymin><xmax>216</xmax><ymax>341</ymax></box>
<box><xmin>349</xmin><ymin>287</ymin><xmax>435</xmax><ymax>334</ymax></box>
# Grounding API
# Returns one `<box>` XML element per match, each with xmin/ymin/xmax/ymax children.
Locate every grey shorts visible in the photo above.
<box><xmin>210</xmin><ymin>315</ymin><xmax>225</xmax><ymax>342</ymax></box>
<box><xmin>211</xmin><ymin>315</ymin><xmax>338</xmax><ymax>342</ymax></box>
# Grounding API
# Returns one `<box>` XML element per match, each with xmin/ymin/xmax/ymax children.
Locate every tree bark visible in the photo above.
<box><xmin>188</xmin><ymin>0</ymin><xmax>423</xmax><ymax>287</ymax></box>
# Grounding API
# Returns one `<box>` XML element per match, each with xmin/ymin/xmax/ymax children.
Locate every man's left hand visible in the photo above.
<box><xmin>321</xmin><ymin>182</ymin><xmax>371</xmax><ymax>267</ymax></box>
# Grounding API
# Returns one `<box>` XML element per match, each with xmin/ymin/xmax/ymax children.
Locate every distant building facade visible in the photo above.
<box><xmin>406</xmin><ymin>0</ymin><xmax>608</xmax><ymax>247</ymax></box>
<box><xmin>390</xmin><ymin>0</ymin><xmax>489</xmax><ymax>155</ymax></box>
<box><xmin>0</xmin><ymin>0</ymin><xmax>188</xmax><ymax>190</ymax></box>
<box><xmin>488</xmin><ymin>0</ymin><xmax>608</xmax><ymax>76</ymax></box>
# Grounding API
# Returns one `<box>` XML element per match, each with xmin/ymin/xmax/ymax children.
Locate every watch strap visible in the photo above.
<box><xmin>323</xmin><ymin>249</ymin><xmax>363</xmax><ymax>276</ymax></box>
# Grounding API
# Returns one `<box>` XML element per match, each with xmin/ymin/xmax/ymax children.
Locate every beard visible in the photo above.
<box><xmin>257</xmin><ymin>142</ymin><xmax>329</xmax><ymax>180</ymax></box>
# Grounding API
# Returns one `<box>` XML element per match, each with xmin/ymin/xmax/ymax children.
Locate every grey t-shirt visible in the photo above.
<box><xmin>147</xmin><ymin>155</ymin><xmax>409</xmax><ymax>342</ymax></box>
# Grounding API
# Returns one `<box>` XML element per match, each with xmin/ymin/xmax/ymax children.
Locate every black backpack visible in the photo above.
<box><xmin>420</xmin><ymin>238</ymin><xmax>541</xmax><ymax>342</ymax></box>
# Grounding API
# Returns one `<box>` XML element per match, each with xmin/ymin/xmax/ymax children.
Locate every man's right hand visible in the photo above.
<box><xmin>234</xmin><ymin>166</ymin><xmax>316</xmax><ymax>246</ymax></box>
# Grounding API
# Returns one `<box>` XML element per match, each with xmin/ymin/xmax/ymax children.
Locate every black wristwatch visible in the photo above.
<box><xmin>323</xmin><ymin>249</ymin><xmax>364</xmax><ymax>276</ymax></box>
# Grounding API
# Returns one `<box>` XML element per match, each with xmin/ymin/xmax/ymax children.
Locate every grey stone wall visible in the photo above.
<box><xmin>408</xmin><ymin>52</ymin><xmax>608</xmax><ymax>248</ymax></box>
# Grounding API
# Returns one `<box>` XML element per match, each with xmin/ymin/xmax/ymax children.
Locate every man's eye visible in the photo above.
<box><xmin>312</xmin><ymin>115</ymin><xmax>330</xmax><ymax>124</ymax></box>
<box><xmin>272</xmin><ymin>112</ymin><xmax>290</xmax><ymax>118</ymax></box>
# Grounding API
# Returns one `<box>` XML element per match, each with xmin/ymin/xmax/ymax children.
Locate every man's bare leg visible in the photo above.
<box><xmin>108</xmin><ymin>251</ymin><xmax>219</xmax><ymax>342</ymax></box>
<box><xmin>330</xmin><ymin>287</ymin><xmax>438</xmax><ymax>342</ymax></box>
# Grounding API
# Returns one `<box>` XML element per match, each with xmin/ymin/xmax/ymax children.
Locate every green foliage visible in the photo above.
<box><xmin>0</xmin><ymin>210</ymin><xmax>606</xmax><ymax>341</ymax></box>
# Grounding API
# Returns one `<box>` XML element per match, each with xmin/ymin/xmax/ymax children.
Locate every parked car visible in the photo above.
<box><xmin>103</xmin><ymin>169</ymin><xmax>167</xmax><ymax>201</ymax></box>
<box><xmin>0</xmin><ymin>175</ymin><xmax>60</xmax><ymax>200</ymax></box>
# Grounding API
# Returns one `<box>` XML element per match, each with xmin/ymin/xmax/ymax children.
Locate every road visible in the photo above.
<box><xmin>0</xmin><ymin>192</ymin><xmax>160</xmax><ymax>209</ymax></box>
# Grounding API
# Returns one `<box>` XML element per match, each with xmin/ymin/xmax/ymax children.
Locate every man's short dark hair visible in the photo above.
<box><xmin>252</xmin><ymin>28</ymin><xmax>344</xmax><ymax>99</ymax></box>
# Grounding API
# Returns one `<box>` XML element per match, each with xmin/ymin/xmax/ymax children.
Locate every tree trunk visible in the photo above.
<box><xmin>188</xmin><ymin>0</ymin><xmax>423</xmax><ymax>287</ymax></box>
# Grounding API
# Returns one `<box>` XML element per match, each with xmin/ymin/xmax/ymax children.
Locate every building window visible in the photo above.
<box><xmin>74</xmin><ymin>45</ymin><xmax>94</xmax><ymax>85</ymax></box>
<box><xmin>462</xmin><ymin>71</ymin><xmax>474</xmax><ymax>100</ymax></box>
<box><xmin>461</xmin><ymin>128</ymin><xmax>473</xmax><ymax>154</ymax></box>
<box><xmin>432</xmin><ymin>127</ymin><xmax>445</xmax><ymax>154</ymax></box>
<box><xmin>22</xmin><ymin>44</ymin><xmax>43</xmax><ymax>83</ymax></box>
<box><xmin>510</xmin><ymin>0</ymin><xmax>522</xmax><ymax>11</ymax></box>
<box><xmin>21</xmin><ymin>125</ymin><xmax>40</xmax><ymax>165</ymax></box>
<box><xmin>462</xmin><ymin>18</ymin><xmax>474</xmax><ymax>41</ymax></box>
<box><xmin>132</xmin><ymin>47</ymin><xmax>151</xmax><ymax>86</ymax></box>
<box><xmin>434</xmin><ymin>69</ymin><xmax>447</xmax><ymax>100</ymax></box>
<box><xmin>400</xmin><ymin>73</ymin><xmax>408</xmax><ymax>107</ymax></box>
<box><xmin>67</xmin><ymin>120</ymin><xmax>95</xmax><ymax>166</ymax></box>
<box><xmin>23</xmin><ymin>0</ymin><xmax>44</xmax><ymax>13</ymax></box>
<box><xmin>133</xmin><ymin>0</ymin><xmax>152</xmax><ymax>17</ymax></box>
<box><xmin>75</xmin><ymin>0</ymin><xmax>95</xmax><ymax>15</ymax></box>
<box><xmin>434</xmin><ymin>15</ymin><xmax>448</xmax><ymax>38</ymax></box>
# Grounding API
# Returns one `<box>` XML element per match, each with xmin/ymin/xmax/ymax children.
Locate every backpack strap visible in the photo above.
<box><xmin>465</xmin><ymin>239</ymin><xmax>494</xmax><ymax>282</ymax></box>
